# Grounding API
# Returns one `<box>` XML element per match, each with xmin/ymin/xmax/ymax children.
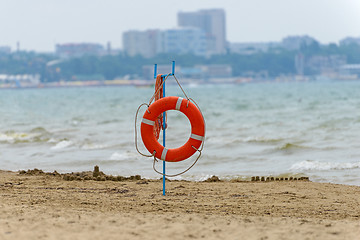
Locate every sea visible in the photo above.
<box><xmin>1</xmin><ymin>80</ymin><xmax>360</xmax><ymax>186</ymax></box>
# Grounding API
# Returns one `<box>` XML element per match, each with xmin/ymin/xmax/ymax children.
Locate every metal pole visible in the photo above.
<box><xmin>154</xmin><ymin>64</ymin><xmax>157</xmax><ymax>79</ymax></box>
<box><xmin>172</xmin><ymin>61</ymin><xmax>175</xmax><ymax>75</ymax></box>
<box><xmin>162</xmin><ymin>75</ymin><xmax>166</xmax><ymax>196</ymax></box>
<box><xmin>162</xmin><ymin>61</ymin><xmax>174</xmax><ymax>196</ymax></box>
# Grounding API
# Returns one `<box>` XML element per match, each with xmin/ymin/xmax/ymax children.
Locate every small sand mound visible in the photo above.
<box><xmin>18</xmin><ymin>166</ymin><xmax>142</xmax><ymax>182</ymax></box>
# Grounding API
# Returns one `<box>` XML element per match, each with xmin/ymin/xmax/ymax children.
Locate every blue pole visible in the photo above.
<box><xmin>154</xmin><ymin>64</ymin><xmax>157</xmax><ymax>79</ymax></box>
<box><xmin>162</xmin><ymin>75</ymin><xmax>166</xmax><ymax>196</ymax></box>
<box><xmin>171</xmin><ymin>61</ymin><xmax>175</xmax><ymax>75</ymax></box>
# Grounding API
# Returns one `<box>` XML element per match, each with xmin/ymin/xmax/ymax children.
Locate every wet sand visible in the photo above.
<box><xmin>1</xmin><ymin>169</ymin><xmax>360</xmax><ymax>240</ymax></box>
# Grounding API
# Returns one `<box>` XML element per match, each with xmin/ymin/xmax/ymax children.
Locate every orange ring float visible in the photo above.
<box><xmin>141</xmin><ymin>96</ymin><xmax>205</xmax><ymax>162</ymax></box>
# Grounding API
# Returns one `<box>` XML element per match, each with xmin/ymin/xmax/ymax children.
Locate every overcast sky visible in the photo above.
<box><xmin>0</xmin><ymin>0</ymin><xmax>359</xmax><ymax>52</ymax></box>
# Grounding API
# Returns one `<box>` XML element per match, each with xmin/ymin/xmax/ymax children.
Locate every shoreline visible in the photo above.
<box><xmin>15</xmin><ymin>167</ymin><xmax>311</xmax><ymax>183</ymax></box>
<box><xmin>1</xmin><ymin>169</ymin><xmax>360</xmax><ymax>239</ymax></box>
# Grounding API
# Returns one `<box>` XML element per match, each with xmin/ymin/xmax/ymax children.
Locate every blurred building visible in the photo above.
<box><xmin>160</xmin><ymin>28</ymin><xmax>207</xmax><ymax>56</ymax></box>
<box><xmin>229</xmin><ymin>42</ymin><xmax>281</xmax><ymax>54</ymax></box>
<box><xmin>197</xmin><ymin>64</ymin><xmax>232</xmax><ymax>79</ymax></box>
<box><xmin>0</xmin><ymin>74</ymin><xmax>40</xmax><ymax>88</ymax></box>
<box><xmin>339</xmin><ymin>64</ymin><xmax>360</xmax><ymax>78</ymax></box>
<box><xmin>55</xmin><ymin>43</ymin><xmax>105</xmax><ymax>59</ymax></box>
<box><xmin>295</xmin><ymin>53</ymin><xmax>305</xmax><ymax>75</ymax></box>
<box><xmin>123</xmin><ymin>30</ymin><xmax>161</xmax><ymax>58</ymax></box>
<box><xmin>178</xmin><ymin>9</ymin><xmax>227</xmax><ymax>55</ymax></box>
<box><xmin>122</xmin><ymin>8</ymin><xmax>227</xmax><ymax>57</ymax></box>
<box><xmin>306</xmin><ymin>55</ymin><xmax>347</xmax><ymax>75</ymax></box>
<box><xmin>0</xmin><ymin>46</ymin><xmax>11</xmax><ymax>54</ymax></box>
<box><xmin>281</xmin><ymin>35</ymin><xmax>317</xmax><ymax>50</ymax></box>
<box><xmin>123</xmin><ymin>28</ymin><xmax>207</xmax><ymax>58</ymax></box>
<box><xmin>142</xmin><ymin>64</ymin><xmax>180</xmax><ymax>80</ymax></box>
<box><xmin>340</xmin><ymin>37</ymin><xmax>360</xmax><ymax>46</ymax></box>
<box><xmin>142</xmin><ymin>64</ymin><xmax>232</xmax><ymax>80</ymax></box>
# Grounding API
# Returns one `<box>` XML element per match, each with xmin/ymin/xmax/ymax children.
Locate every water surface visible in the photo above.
<box><xmin>1</xmin><ymin>81</ymin><xmax>360</xmax><ymax>185</ymax></box>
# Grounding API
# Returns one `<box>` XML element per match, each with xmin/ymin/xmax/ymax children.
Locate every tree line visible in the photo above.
<box><xmin>0</xmin><ymin>42</ymin><xmax>359</xmax><ymax>82</ymax></box>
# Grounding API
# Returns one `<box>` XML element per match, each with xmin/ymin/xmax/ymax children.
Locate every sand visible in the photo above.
<box><xmin>0</xmin><ymin>169</ymin><xmax>360</xmax><ymax>240</ymax></box>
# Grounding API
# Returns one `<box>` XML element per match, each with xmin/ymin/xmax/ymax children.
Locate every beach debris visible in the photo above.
<box><xmin>204</xmin><ymin>175</ymin><xmax>221</xmax><ymax>182</ymax></box>
<box><xmin>250</xmin><ymin>176</ymin><xmax>310</xmax><ymax>182</ymax></box>
<box><xmin>93</xmin><ymin>165</ymin><xmax>101</xmax><ymax>177</ymax></box>
<box><xmin>19</xmin><ymin>169</ymin><xmax>61</xmax><ymax>176</ymax></box>
<box><xmin>1</xmin><ymin>182</ymin><xmax>23</xmax><ymax>187</ymax></box>
<box><xmin>19</xmin><ymin>168</ymin><xmax>44</xmax><ymax>175</ymax></box>
<box><xmin>17</xmin><ymin>167</ymin><xmax>142</xmax><ymax>182</ymax></box>
<box><xmin>136</xmin><ymin>180</ymin><xmax>149</xmax><ymax>184</ymax></box>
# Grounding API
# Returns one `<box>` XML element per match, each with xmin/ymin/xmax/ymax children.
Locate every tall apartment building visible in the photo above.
<box><xmin>178</xmin><ymin>9</ymin><xmax>227</xmax><ymax>55</ymax></box>
<box><xmin>123</xmin><ymin>28</ymin><xmax>207</xmax><ymax>57</ymax></box>
<box><xmin>160</xmin><ymin>27</ymin><xmax>207</xmax><ymax>56</ymax></box>
<box><xmin>122</xmin><ymin>30</ymin><xmax>160</xmax><ymax>58</ymax></box>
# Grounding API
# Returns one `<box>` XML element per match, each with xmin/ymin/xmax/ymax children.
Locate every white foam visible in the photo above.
<box><xmin>290</xmin><ymin>160</ymin><xmax>360</xmax><ymax>171</ymax></box>
<box><xmin>81</xmin><ymin>143</ymin><xmax>107</xmax><ymax>150</ymax></box>
<box><xmin>110</xmin><ymin>152</ymin><xmax>131</xmax><ymax>161</ymax></box>
<box><xmin>47</xmin><ymin>138</ymin><xmax>57</xmax><ymax>143</ymax></box>
<box><xmin>243</xmin><ymin>136</ymin><xmax>282</xmax><ymax>143</ymax></box>
<box><xmin>0</xmin><ymin>132</ymin><xmax>36</xmax><ymax>143</ymax></box>
<box><xmin>51</xmin><ymin>140</ymin><xmax>73</xmax><ymax>150</ymax></box>
<box><xmin>0</xmin><ymin>133</ymin><xmax>14</xmax><ymax>143</ymax></box>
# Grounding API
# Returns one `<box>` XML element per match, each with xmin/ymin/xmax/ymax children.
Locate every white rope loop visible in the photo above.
<box><xmin>152</xmin><ymin>146</ymin><xmax>202</xmax><ymax>177</ymax></box>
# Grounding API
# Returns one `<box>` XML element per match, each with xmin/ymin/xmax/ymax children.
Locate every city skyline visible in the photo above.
<box><xmin>0</xmin><ymin>0</ymin><xmax>359</xmax><ymax>52</ymax></box>
<box><xmin>123</xmin><ymin>9</ymin><xmax>226</xmax><ymax>58</ymax></box>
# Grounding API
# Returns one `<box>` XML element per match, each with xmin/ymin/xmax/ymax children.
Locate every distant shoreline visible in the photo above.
<box><xmin>2</xmin><ymin>76</ymin><xmax>360</xmax><ymax>90</ymax></box>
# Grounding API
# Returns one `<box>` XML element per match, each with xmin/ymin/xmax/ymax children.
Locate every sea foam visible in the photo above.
<box><xmin>51</xmin><ymin>140</ymin><xmax>73</xmax><ymax>150</ymax></box>
<box><xmin>290</xmin><ymin>160</ymin><xmax>360</xmax><ymax>171</ymax></box>
<box><xmin>109</xmin><ymin>152</ymin><xmax>135</xmax><ymax>161</ymax></box>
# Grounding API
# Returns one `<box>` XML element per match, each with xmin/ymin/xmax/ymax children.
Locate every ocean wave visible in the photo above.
<box><xmin>206</xmin><ymin>135</ymin><xmax>284</xmax><ymax>145</ymax></box>
<box><xmin>97</xmin><ymin>119</ymin><xmax>120</xmax><ymax>125</ymax></box>
<box><xmin>0</xmin><ymin>133</ymin><xmax>16</xmax><ymax>143</ymax></box>
<box><xmin>243</xmin><ymin>136</ymin><xmax>284</xmax><ymax>143</ymax></box>
<box><xmin>290</xmin><ymin>160</ymin><xmax>360</xmax><ymax>171</ymax></box>
<box><xmin>0</xmin><ymin>131</ymin><xmax>47</xmax><ymax>144</ymax></box>
<box><xmin>81</xmin><ymin>143</ymin><xmax>108</xmax><ymax>150</ymax></box>
<box><xmin>30</xmin><ymin>127</ymin><xmax>50</xmax><ymax>134</ymax></box>
<box><xmin>0</xmin><ymin>127</ymin><xmax>53</xmax><ymax>144</ymax></box>
<box><xmin>277</xmin><ymin>143</ymin><xmax>310</xmax><ymax>150</ymax></box>
<box><xmin>51</xmin><ymin>140</ymin><xmax>73</xmax><ymax>150</ymax></box>
<box><xmin>109</xmin><ymin>152</ymin><xmax>137</xmax><ymax>161</ymax></box>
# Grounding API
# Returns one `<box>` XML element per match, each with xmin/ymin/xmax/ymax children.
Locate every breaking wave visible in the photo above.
<box><xmin>290</xmin><ymin>160</ymin><xmax>360</xmax><ymax>171</ymax></box>
<box><xmin>51</xmin><ymin>140</ymin><xmax>73</xmax><ymax>150</ymax></box>
<box><xmin>277</xmin><ymin>143</ymin><xmax>310</xmax><ymax>150</ymax></box>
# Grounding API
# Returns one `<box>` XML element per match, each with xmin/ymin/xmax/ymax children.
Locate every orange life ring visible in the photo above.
<box><xmin>141</xmin><ymin>96</ymin><xmax>205</xmax><ymax>162</ymax></box>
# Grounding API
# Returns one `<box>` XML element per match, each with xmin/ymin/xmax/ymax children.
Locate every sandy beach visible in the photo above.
<box><xmin>0</xmin><ymin>169</ymin><xmax>359</xmax><ymax>240</ymax></box>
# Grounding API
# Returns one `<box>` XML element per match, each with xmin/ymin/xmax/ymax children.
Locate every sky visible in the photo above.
<box><xmin>0</xmin><ymin>0</ymin><xmax>359</xmax><ymax>52</ymax></box>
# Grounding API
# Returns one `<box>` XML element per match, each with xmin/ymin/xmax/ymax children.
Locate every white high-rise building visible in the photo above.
<box><xmin>159</xmin><ymin>27</ymin><xmax>207</xmax><ymax>56</ymax></box>
<box><xmin>122</xmin><ymin>30</ymin><xmax>161</xmax><ymax>58</ymax></box>
<box><xmin>178</xmin><ymin>9</ymin><xmax>227</xmax><ymax>55</ymax></box>
<box><xmin>123</xmin><ymin>28</ymin><xmax>207</xmax><ymax>57</ymax></box>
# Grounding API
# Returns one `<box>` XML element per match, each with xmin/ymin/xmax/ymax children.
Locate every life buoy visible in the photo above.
<box><xmin>141</xmin><ymin>96</ymin><xmax>205</xmax><ymax>162</ymax></box>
